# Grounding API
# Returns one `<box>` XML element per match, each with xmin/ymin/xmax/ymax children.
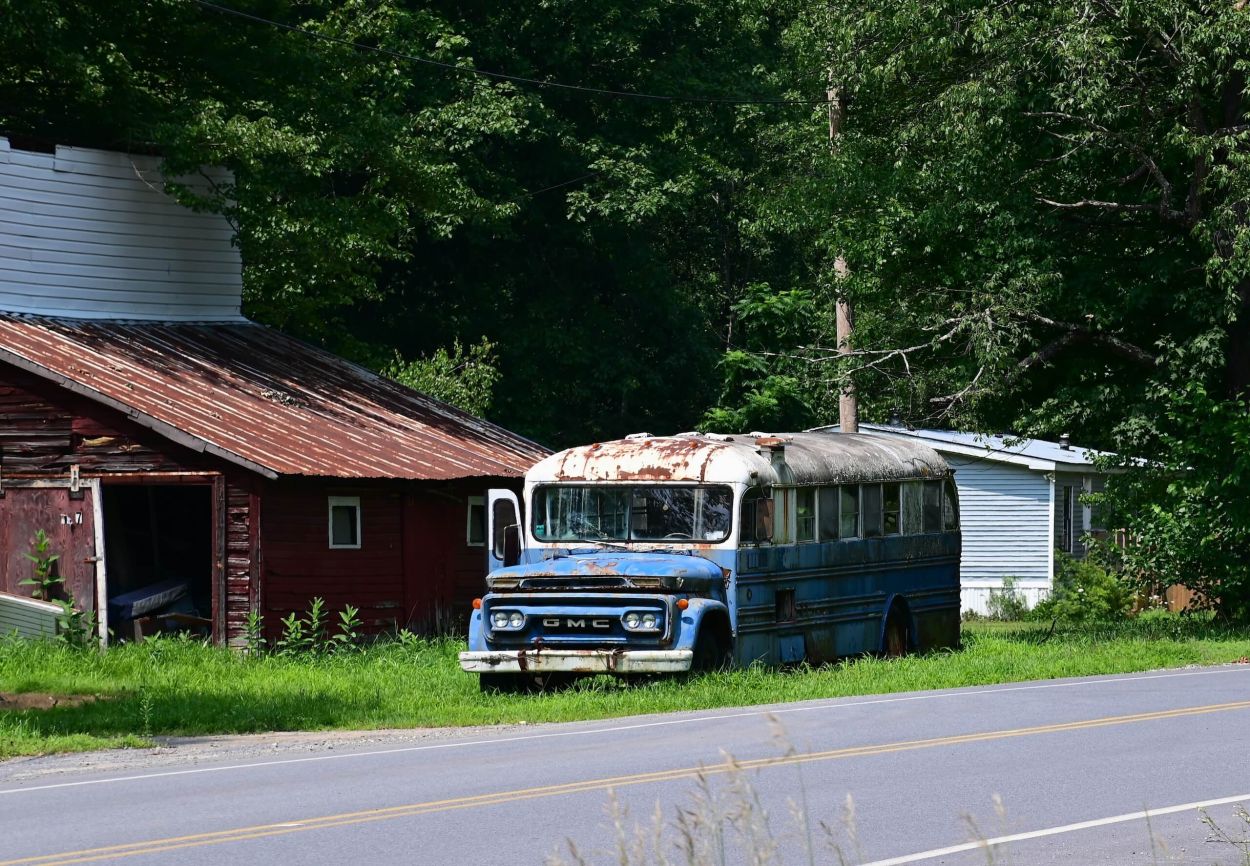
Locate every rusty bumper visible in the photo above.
<box><xmin>459</xmin><ymin>648</ymin><xmax>694</xmax><ymax>674</ymax></box>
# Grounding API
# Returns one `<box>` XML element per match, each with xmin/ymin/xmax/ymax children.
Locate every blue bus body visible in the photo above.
<box><xmin>461</xmin><ymin>432</ymin><xmax>960</xmax><ymax>685</ymax></box>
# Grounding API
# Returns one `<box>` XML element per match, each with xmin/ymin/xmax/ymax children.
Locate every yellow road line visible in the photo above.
<box><xmin>7</xmin><ymin>698</ymin><xmax>1250</xmax><ymax>866</ymax></box>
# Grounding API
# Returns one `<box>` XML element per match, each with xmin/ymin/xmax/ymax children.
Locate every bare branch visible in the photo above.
<box><xmin>1027</xmin><ymin>110</ymin><xmax>1193</xmax><ymax>224</ymax></box>
<box><xmin>1022</xmin><ymin>313</ymin><xmax>1157</xmax><ymax>366</ymax></box>
<box><xmin>1037</xmin><ymin>196</ymin><xmax>1190</xmax><ymax>225</ymax></box>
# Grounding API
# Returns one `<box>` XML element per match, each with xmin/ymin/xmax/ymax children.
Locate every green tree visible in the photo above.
<box><xmin>710</xmin><ymin>0</ymin><xmax>1249</xmax><ymax>617</ymax></box>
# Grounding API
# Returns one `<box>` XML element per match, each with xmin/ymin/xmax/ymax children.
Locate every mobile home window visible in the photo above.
<box><xmin>795</xmin><ymin>488</ymin><xmax>816</xmax><ymax>542</ymax></box>
<box><xmin>818</xmin><ymin>487</ymin><xmax>840</xmax><ymax>540</ymax></box>
<box><xmin>862</xmin><ymin>484</ymin><xmax>883</xmax><ymax>538</ymax></box>
<box><xmin>839</xmin><ymin>486</ymin><xmax>860</xmax><ymax>539</ymax></box>
<box><xmin>466</xmin><ymin>496</ymin><xmax>485</xmax><ymax>547</ymax></box>
<box><xmin>922</xmin><ymin>481</ymin><xmax>942</xmax><ymax>533</ymax></box>
<box><xmin>328</xmin><ymin>496</ymin><xmax>361</xmax><ymax>549</ymax></box>
<box><xmin>883</xmin><ymin>483</ymin><xmax>901</xmax><ymax>536</ymax></box>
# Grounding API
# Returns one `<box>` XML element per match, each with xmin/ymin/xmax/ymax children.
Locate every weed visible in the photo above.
<box><xmin>20</xmin><ymin>529</ymin><xmax>62</xmax><ymax>600</ymax></box>
<box><xmin>244</xmin><ymin>610</ymin><xmax>265</xmax><ymax>655</ymax></box>
<box><xmin>986</xmin><ymin>577</ymin><xmax>1029</xmax><ymax>621</ymax></box>
<box><xmin>275</xmin><ymin>598</ymin><xmax>362</xmax><ymax>657</ymax></box>
<box><xmin>1201</xmin><ymin>805</ymin><xmax>1250</xmax><ymax>865</ymax></box>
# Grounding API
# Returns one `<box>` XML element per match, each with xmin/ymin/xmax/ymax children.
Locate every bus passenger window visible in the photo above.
<box><xmin>818</xmin><ymin>487</ymin><xmax>839</xmax><ymax>540</ymax></box>
<box><xmin>740</xmin><ymin>488</ymin><xmax>775</xmax><ymax>543</ymax></box>
<box><xmin>796</xmin><ymin>488</ymin><xmax>816</xmax><ymax>542</ymax></box>
<box><xmin>862</xmin><ymin>484</ymin><xmax>883</xmax><ymax>538</ymax></box>
<box><xmin>923</xmin><ymin>481</ymin><xmax>942</xmax><ymax>533</ymax></box>
<box><xmin>942</xmin><ymin>479</ymin><xmax>960</xmax><ymax>531</ymax></box>
<box><xmin>883</xmin><ymin>483</ymin><xmax>901</xmax><ymax>536</ymax></box>
<box><xmin>840</xmin><ymin>485</ymin><xmax>860</xmax><ymax>538</ymax></box>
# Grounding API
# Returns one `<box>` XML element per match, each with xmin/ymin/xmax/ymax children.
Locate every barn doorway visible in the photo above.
<box><xmin>100</xmin><ymin>484</ymin><xmax>213</xmax><ymax>642</ymax></box>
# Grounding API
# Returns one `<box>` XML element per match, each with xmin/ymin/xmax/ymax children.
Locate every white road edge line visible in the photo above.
<box><xmin>1</xmin><ymin>665</ymin><xmax>1247</xmax><ymax>796</ymax></box>
<box><xmin>858</xmin><ymin>792</ymin><xmax>1250</xmax><ymax>866</ymax></box>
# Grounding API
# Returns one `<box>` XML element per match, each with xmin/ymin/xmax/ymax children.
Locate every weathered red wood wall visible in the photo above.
<box><xmin>260</xmin><ymin>477</ymin><xmax>514</xmax><ymax>636</ymax></box>
<box><xmin>0</xmin><ymin>364</ymin><xmax>252</xmax><ymax>643</ymax></box>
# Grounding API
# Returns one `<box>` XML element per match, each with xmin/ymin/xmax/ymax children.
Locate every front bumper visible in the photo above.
<box><xmin>459</xmin><ymin>648</ymin><xmax>693</xmax><ymax>675</ymax></box>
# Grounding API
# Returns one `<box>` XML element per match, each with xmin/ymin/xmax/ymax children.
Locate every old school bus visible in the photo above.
<box><xmin>460</xmin><ymin>431</ymin><xmax>961</xmax><ymax>690</ymax></box>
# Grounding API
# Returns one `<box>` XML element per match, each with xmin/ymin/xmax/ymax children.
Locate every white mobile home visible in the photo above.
<box><xmin>819</xmin><ymin>424</ymin><xmax>1118</xmax><ymax>614</ymax></box>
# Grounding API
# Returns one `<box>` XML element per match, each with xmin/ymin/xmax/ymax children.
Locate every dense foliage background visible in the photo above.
<box><xmin>2</xmin><ymin>0</ymin><xmax>1247</xmax><ymax>615</ymax></box>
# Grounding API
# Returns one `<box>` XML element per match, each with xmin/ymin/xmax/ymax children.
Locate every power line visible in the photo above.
<box><xmin>189</xmin><ymin>0</ymin><xmax>826</xmax><ymax>107</ymax></box>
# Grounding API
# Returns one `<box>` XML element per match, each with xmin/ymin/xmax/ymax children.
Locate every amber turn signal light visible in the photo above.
<box><xmin>676</xmin><ymin>598</ymin><xmax>689</xmax><ymax>610</ymax></box>
<box><xmin>472</xmin><ymin>598</ymin><xmax>482</xmax><ymax>610</ymax></box>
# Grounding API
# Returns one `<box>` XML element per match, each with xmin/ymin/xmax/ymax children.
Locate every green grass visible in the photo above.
<box><xmin>2</xmin><ymin>616</ymin><xmax>1249</xmax><ymax>759</ymax></box>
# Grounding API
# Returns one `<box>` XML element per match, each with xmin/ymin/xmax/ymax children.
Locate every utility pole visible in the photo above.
<box><xmin>828</xmin><ymin>81</ymin><xmax>858</xmax><ymax>433</ymax></box>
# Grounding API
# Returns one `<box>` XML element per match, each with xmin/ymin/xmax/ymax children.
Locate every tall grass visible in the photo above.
<box><xmin>2</xmin><ymin>616</ymin><xmax>1249</xmax><ymax>759</ymax></box>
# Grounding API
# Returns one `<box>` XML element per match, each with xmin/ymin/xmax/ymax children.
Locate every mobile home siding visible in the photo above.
<box><xmin>946</xmin><ymin>456</ymin><xmax>1052</xmax><ymax>614</ymax></box>
<box><xmin>0</xmin><ymin>592</ymin><xmax>60</xmax><ymax>639</ymax></box>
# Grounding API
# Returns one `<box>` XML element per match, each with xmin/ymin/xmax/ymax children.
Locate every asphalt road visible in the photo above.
<box><xmin>2</xmin><ymin>665</ymin><xmax>1250</xmax><ymax>865</ymax></box>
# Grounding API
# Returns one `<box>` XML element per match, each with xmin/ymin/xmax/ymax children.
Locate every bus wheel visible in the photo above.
<box><xmin>883</xmin><ymin>609</ymin><xmax>910</xmax><ymax>658</ymax></box>
<box><xmin>691</xmin><ymin>625</ymin><xmax>730</xmax><ymax>673</ymax></box>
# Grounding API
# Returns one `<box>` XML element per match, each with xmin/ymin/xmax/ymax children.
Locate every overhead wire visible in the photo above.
<box><xmin>189</xmin><ymin>0</ymin><xmax>828</xmax><ymax>107</ymax></box>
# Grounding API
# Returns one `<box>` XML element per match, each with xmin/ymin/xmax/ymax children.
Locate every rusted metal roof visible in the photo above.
<box><xmin>0</xmin><ymin>315</ymin><xmax>548</xmax><ymax>480</ymax></box>
<box><xmin>529</xmin><ymin>432</ymin><xmax>949</xmax><ymax>486</ymax></box>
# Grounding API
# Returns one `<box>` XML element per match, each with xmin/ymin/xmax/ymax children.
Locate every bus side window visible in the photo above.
<box><xmin>901</xmin><ymin>481</ymin><xmax>923</xmax><ymax>534</ymax></box>
<box><xmin>740</xmin><ymin>488</ymin><xmax>775</xmax><ymax>544</ymax></box>
<box><xmin>796</xmin><ymin>488</ymin><xmax>816</xmax><ymax>542</ymax></box>
<box><xmin>840</xmin><ymin>485</ymin><xmax>860</xmax><ymax>538</ymax></box>
<box><xmin>942</xmin><ymin>478</ymin><xmax>960</xmax><ymax>531</ymax></box>
<box><xmin>923</xmin><ymin>480</ymin><xmax>942</xmax><ymax>533</ymax></box>
<box><xmin>862</xmin><ymin>484</ymin><xmax>883</xmax><ymax>538</ymax></box>
<box><xmin>883</xmin><ymin>483</ymin><xmax>901</xmax><ymax>536</ymax></box>
<box><xmin>818</xmin><ymin>487</ymin><xmax>839</xmax><ymax>540</ymax></box>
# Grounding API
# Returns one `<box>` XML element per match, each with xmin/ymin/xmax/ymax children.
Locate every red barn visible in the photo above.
<box><xmin>0</xmin><ymin>137</ymin><xmax>547</xmax><ymax>645</ymax></box>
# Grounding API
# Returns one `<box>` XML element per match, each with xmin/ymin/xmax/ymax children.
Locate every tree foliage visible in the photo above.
<box><xmin>2</xmin><ymin>0</ymin><xmax>1248</xmax><ymax>614</ymax></box>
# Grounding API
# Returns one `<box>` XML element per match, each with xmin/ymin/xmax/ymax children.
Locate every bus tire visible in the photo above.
<box><xmin>883</xmin><ymin>608</ymin><xmax>911</xmax><ymax>658</ymax></box>
<box><xmin>691</xmin><ymin>621</ymin><xmax>731</xmax><ymax>673</ymax></box>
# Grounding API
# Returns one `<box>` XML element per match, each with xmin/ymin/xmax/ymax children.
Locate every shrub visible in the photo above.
<box><xmin>986</xmin><ymin>577</ymin><xmax>1030</xmax><ymax>621</ymax></box>
<box><xmin>1032</xmin><ymin>552</ymin><xmax>1131</xmax><ymax>624</ymax></box>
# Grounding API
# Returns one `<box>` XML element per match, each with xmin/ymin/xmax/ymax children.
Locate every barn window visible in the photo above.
<box><xmin>328</xmin><ymin>496</ymin><xmax>361</xmax><ymax>549</ymax></box>
<box><xmin>466</xmin><ymin>496</ymin><xmax>486</xmax><ymax>546</ymax></box>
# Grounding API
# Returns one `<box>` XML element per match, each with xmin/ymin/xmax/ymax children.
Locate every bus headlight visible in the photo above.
<box><xmin>622</xmin><ymin>610</ymin><xmax>662</xmax><ymax>632</ymax></box>
<box><xmin>490</xmin><ymin>610</ymin><xmax>525</xmax><ymax>630</ymax></box>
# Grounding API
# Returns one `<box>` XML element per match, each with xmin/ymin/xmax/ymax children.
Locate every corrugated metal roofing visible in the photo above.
<box><xmin>0</xmin><ymin>315</ymin><xmax>548</xmax><ymax>480</ymax></box>
<box><xmin>812</xmin><ymin>423</ymin><xmax>1116</xmax><ymax>469</ymax></box>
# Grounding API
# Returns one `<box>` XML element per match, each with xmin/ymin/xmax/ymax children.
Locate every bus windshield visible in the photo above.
<box><xmin>533</xmin><ymin>485</ymin><xmax>734</xmax><ymax>543</ymax></box>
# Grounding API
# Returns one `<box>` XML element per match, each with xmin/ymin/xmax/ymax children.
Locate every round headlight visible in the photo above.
<box><xmin>623</xmin><ymin>612</ymin><xmax>641</xmax><ymax>629</ymax></box>
<box><xmin>508</xmin><ymin>611</ymin><xmax>524</xmax><ymax>629</ymax></box>
<box><xmin>642</xmin><ymin>613</ymin><xmax>658</xmax><ymax>629</ymax></box>
<box><xmin>491</xmin><ymin>611</ymin><xmax>510</xmax><ymax>628</ymax></box>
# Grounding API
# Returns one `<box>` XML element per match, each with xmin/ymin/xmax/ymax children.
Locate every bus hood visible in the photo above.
<box><xmin>486</xmin><ymin>551</ymin><xmax>725</xmax><ymax>591</ymax></box>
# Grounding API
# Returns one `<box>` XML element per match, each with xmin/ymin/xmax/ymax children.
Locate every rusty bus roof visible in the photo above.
<box><xmin>529</xmin><ymin>432</ymin><xmax>950</xmax><ymax>486</ymax></box>
<box><xmin>0</xmin><ymin>315</ymin><xmax>548</xmax><ymax>480</ymax></box>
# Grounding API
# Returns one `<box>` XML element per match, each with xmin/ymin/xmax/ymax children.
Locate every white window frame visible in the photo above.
<box><xmin>328</xmin><ymin>495</ymin><xmax>362</xmax><ymax>549</ymax></box>
<box><xmin>466</xmin><ymin>495</ymin><xmax>486</xmax><ymax>547</ymax></box>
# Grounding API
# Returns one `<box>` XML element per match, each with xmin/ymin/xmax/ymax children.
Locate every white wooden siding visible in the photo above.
<box><xmin>0</xmin><ymin>591</ymin><xmax>60</xmax><ymax>639</ymax></box>
<box><xmin>0</xmin><ymin>137</ymin><xmax>243</xmax><ymax>321</ymax></box>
